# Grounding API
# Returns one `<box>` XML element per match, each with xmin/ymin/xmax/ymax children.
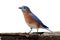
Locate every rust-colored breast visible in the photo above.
<box><xmin>22</xmin><ymin>11</ymin><xmax>41</xmax><ymax>28</ymax></box>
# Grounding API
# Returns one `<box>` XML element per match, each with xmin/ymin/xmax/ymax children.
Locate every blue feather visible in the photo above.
<box><xmin>29</xmin><ymin>13</ymin><xmax>48</xmax><ymax>28</ymax></box>
<box><xmin>29</xmin><ymin>13</ymin><xmax>53</xmax><ymax>32</ymax></box>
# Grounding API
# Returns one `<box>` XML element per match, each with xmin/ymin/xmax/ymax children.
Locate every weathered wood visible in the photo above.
<box><xmin>0</xmin><ymin>32</ymin><xmax>60</xmax><ymax>40</ymax></box>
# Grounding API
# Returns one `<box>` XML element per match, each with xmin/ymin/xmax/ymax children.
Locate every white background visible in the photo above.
<box><xmin>0</xmin><ymin>0</ymin><xmax>60</xmax><ymax>33</ymax></box>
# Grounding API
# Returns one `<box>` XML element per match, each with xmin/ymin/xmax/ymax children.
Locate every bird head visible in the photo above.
<box><xmin>19</xmin><ymin>6</ymin><xmax>31</xmax><ymax>13</ymax></box>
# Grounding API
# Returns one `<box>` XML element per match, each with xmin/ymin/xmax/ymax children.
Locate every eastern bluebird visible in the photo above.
<box><xmin>19</xmin><ymin>6</ymin><xmax>52</xmax><ymax>33</ymax></box>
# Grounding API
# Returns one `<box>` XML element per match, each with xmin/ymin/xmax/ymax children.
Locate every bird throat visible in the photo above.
<box><xmin>22</xmin><ymin>10</ymin><xmax>31</xmax><ymax>22</ymax></box>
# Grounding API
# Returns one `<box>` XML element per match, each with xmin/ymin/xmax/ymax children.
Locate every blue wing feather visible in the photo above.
<box><xmin>29</xmin><ymin>13</ymin><xmax>48</xmax><ymax>28</ymax></box>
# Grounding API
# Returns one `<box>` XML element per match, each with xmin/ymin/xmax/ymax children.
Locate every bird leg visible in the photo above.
<box><xmin>29</xmin><ymin>28</ymin><xmax>32</xmax><ymax>33</ymax></box>
<box><xmin>37</xmin><ymin>28</ymin><xmax>38</xmax><ymax>33</ymax></box>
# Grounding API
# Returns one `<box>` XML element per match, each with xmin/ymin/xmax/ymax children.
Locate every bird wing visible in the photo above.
<box><xmin>29</xmin><ymin>13</ymin><xmax>48</xmax><ymax>28</ymax></box>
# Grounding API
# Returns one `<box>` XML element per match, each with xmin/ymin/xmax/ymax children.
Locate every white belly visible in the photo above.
<box><xmin>28</xmin><ymin>23</ymin><xmax>38</xmax><ymax>28</ymax></box>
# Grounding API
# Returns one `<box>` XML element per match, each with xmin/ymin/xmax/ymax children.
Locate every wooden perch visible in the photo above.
<box><xmin>0</xmin><ymin>32</ymin><xmax>60</xmax><ymax>40</ymax></box>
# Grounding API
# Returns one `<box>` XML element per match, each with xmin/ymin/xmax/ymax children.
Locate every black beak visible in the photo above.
<box><xmin>19</xmin><ymin>7</ymin><xmax>22</xmax><ymax>9</ymax></box>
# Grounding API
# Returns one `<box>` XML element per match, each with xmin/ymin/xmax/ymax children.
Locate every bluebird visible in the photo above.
<box><xmin>19</xmin><ymin>6</ymin><xmax>52</xmax><ymax>33</ymax></box>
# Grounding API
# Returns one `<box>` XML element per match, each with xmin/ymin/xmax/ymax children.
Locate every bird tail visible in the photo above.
<box><xmin>43</xmin><ymin>25</ymin><xmax>53</xmax><ymax>32</ymax></box>
<box><xmin>45</xmin><ymin>28</ymin><xmax>53</xmax><ymax>32</ymax></box>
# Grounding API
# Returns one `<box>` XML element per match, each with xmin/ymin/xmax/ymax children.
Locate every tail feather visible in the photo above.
<box><xmin>45</xmin><ymin>28</ymin><xmax>53</xmax><ymax>32</ymax></box>
<box><xmin>43</xmin><ymin>25</ymin><xmax>48</xmax><ymax>28</ymax></box>
<box><xmin>42</xmin><ymin>25</ymin><xmax>53</xmax><ymax>32</ymax></box>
